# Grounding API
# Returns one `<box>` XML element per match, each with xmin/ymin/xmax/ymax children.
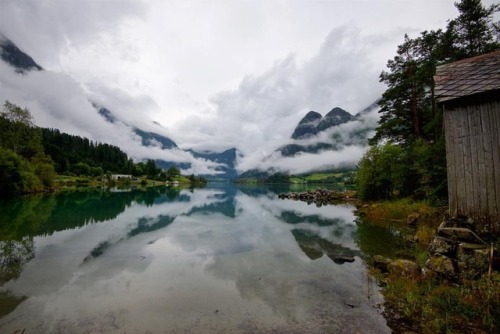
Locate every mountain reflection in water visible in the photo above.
<box><xmin>0</xmin><ymin>185</ymin><xmax>390</xmax><ymax>333</ymax></box>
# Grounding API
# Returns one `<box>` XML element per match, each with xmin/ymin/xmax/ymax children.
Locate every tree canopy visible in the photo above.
<box><xmin>358</xmin><ymin>0</ymin><xmax>499</xmax><ymax>201</ymax></box>
<box><xmin>0</xmin><ymin>101</ymin><xmax>54</xmax><ymax>196</ymax></box>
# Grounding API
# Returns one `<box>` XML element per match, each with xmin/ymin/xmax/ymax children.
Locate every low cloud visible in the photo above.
<box><xmin>0</xmin><ymin>62</ymin><xmax>224</xmax><ymax>175</ymax></box>
<box><xmin>236</xmin><ymin>103</ymin><xmax>380</xmax><ymax>174</ymax></box>
<box><xmin>239</xmin><ymin>146</ymin><xmax>367</xmax><ymax>175</ymax></box>
<box><xmin>174</xmin><ymin>25</ymin><xmax>385</xmax><ymax>173</ymax></box>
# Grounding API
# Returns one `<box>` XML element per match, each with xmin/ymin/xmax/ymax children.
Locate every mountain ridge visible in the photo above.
<box><xmin>0</xmin><ymin>34</ymin><xmax>43</xmax><ymax>72</ymax></box>
<box><xmin>279</xmin><ymin>102</ymin><xmax>378</xmax><ymax>158</ymax></box>
<box><xmin>0</xmin><ymin>34</ymin><xmax>238</xmax><ymax>179</ymax></box>
<box><xmin>1</xmin><ymin>34</ymin><xmax>379</xmax><ymax>180</ymax></box>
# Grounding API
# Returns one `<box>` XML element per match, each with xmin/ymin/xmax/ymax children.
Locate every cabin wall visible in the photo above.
<box><xmin>444</xmin><ymin>99</ymin><xmax>500</xmax><ymax>231</ymax></box>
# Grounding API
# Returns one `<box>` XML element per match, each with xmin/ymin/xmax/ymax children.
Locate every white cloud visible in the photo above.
<box><xmin>0</xmin><ymin>62</ymin><xmax>224</xmax><ymax>175</ymax></box>
<box><xmin>3</xmin><ymin>0</ymin><xmax>489</xmax><ymax>175</ymax></box>
<box><xmin>174</xmin><ymin>26</ymin><xmax>384</xmax><ymax>173</ymax></box>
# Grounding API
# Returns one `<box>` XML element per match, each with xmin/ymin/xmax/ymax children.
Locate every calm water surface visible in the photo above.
<box><xmin>0</xmin><ymin>185</ymin><xmax>390</xmax><ymax>333</ymax></box>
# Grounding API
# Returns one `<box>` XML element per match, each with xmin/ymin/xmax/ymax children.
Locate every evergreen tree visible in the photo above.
<box><xmin>360</xmin><ymin>0</ymin><xmax>499</xmax><ymax>202</ymax></box>
<box><xmin>448</xmin><ymin>0</ymin><xmax>499</xmax><ymax>59</ymax></box>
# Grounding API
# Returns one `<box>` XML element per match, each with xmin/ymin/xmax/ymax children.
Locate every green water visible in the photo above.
<box><xmin>0</xmin><ymin>185</ymin><xmax>391</xmax><ymax>333</ymax></box>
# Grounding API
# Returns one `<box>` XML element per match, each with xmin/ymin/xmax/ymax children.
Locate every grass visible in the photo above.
<box><xmin>381</xmin><ymin>272</ymin><xmax>500</xmax><ymax>333</ymax></box>
<box><xmin>358</xmin><ymin>198</ymin><xmax>442</xmax><ymax>221</ymax></box>
<box><xmin>360</xmin><ymin>198</ymin><xmax>500</xmax><ymax>333</ymax></box>
<box><xmin>290</xmin><ymin>172</ymin><xmax>342</xmax><ymax>182</ymax></box>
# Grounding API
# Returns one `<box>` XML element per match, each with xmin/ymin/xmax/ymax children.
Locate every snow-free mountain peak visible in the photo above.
<box><xmin>0</xmin><ymin>34</ymin><xmax>43</xmax><ymax>73</ymax></box>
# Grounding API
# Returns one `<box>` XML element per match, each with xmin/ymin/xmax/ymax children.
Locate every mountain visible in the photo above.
<box><xmin>278</xmin><ymin>103</ymin><xmax>378</xmax><ymax>158</ymax></box>
<box><xmin>188</xmin><ymin>148</ymin><xmax>238</xmax><ymax>180</ymax></box>
<box><xmin>94</xmin><ymin>104</ymin><xmax>237</xmax><ymax>180</ymax></box>
<box><xmin>133</xmin><ymin>128</ymin><xmax>178</xmax><ymax>150</ymax></box>
<box><xmin>291</xmin><ymin>107</ymin><xmax>354</xmax><ymax>140</ymax></box>
<box><xmin>0</xmin><ymin>34</ymin><xmax>43</xmax><ymax>72</ymax></box>
<box><xmin>1</xmin><ymin>35</ymin><xmax>239</xmax><ymax>180</ymax></box>
<box><xmin>291</xmin><ymin>111</ymin><xmax>322</xmax><ymax>139</ymax></box>
<box><xmin>93</xmin><ymin>104</ymin><xmax>178</xmax><ymax>150</ymax></box>
<box><xmin>1</xmin><ymin>35</ymin><xmax>378</xmax><ymax>180</ymax></box>
<box><xmin>316</xmin><ymin>107</ymin><xmax>355</xmax><ymax>133</ymax></box>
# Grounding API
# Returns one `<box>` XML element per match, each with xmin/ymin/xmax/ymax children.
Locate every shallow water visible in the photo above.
<box><xmin>0</xmin><ymin>185</ymin><xmax>390</xmax><ymax>333</ymax></box>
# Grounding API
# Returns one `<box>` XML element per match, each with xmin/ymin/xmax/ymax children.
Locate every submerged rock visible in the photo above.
<box><xmin>278</xmin><ymin>189</ymin><xmax>348</xmax><ymax>206</ymax></box>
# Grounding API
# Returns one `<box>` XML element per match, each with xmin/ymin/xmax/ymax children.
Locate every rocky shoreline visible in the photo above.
<box><xmin>277</xmin><ymin>189</ymin><xmax>354</xmax><ymax>206</ymax></box>
<box><xmin>279</xmin><ymin>193</ymin><xmax>500</xmax><ymax>332</ymax></box>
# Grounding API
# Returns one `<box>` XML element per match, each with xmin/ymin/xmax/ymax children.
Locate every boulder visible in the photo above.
<box><xmin>372</xmin><ymin>255</ymin><xmax>392</xmax><ymax>273</ymax></box>
<box><xmin>387</xmin><ymin>259</ymin><xmax>421</xmax><ymax>279</ymax></box>
<box><xmin>428</xmin><ymin>236</ymin><xmax>457</xmax><ymax>257</ymax></box>
<box><xmin>457</xmin><ymin>243</ymin><xmax>489</xmax><ymax>279</ymax></box>
<box><xmin>425</xmin><ymin>255</ymin><xmax>457</xmax><ymax>280</ymax></box>
<box><xmin>438</xmin><ymin>227</ymin><xmax>486</xmax><ymax>244</ymax></box>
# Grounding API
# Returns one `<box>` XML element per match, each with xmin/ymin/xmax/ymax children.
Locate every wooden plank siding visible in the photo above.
<box><xmin>488</xmin><ymin>101</ymin><xmax>500</xmax><ymax>227</ymax></box>
<box><xmin>444</xmin><ymin>107</ymin><xmax>458</xmax><ymax>216</ymax></box>
<box><xmin>444</xmin><ymin>100</ymin><xmax>500</xmax><ymax>229</ymax></box>
<box><xmin>435</xmin><ymin>50</ymin><xmax>500</xmax><ymax>233</ymax></box>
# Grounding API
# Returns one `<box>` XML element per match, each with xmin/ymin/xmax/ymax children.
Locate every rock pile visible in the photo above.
<box><xmin>278</xmin><ymin>189</ymin><xmax>348</xmax><ymax>206</ymax></box>
<box><xmin>425</xmin><ymin>216</ymin><xmax>498</xmax><ymax>281</ymax></box>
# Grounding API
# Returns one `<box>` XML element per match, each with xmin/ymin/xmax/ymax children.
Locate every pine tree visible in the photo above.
<box><xmin>448</xmin><ymin>0</ymin><xmax>499</xmax><ymax>59</ymax></box>
<box><xmin>360</xmin><ymin>0</ymin><xmax>499</xmax><ymax>201</ymax></box>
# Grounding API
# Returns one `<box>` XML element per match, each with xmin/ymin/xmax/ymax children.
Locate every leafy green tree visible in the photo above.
<box><xmin>31</xmin><ymin>153</ymin><xmax>56</xmax><ymax>188</ymax></box>
<box><xmin>0</xmin><ymin>148</ymin><xmax>42</xmax><ymax>196</ymax></box>
<box><xmin>131</xmin><ymin>162</ymin><xmax>144</xmax><ymax>176</ymax></box>
<box><xmin>1</xmin><ymin>101</ymin><xmax>33</xmax><ymax>125</ymax></box>
<box><xmin>166</xmin><ymin>166</ymin><xmax>181</xmax><ymax>179</ymax></box>
<box><xmin>357</xmin><ymin>144</ymin><xmax>406</xmax><ymax>200</ymax></box>
<box><xmin>1</xmin><ymin>101</ymin><xmax>44</xmax><ymax>159</ymax></box>
<box><xmin>145</xmin><ymin>160</ymin><xmax>160</xmax><ymax>178</ymax></box>
<box><xmin>266</xmin><ymin>172</ymin><xmax>290</xmax><ymax>184</ymax></box>
<box><xmin>90</xmin><ymin>166</ymin><xmax>104</xmax><ymax>177</ymax></box>
<box><xmin>72</xmin><ymin>162</ymin><xmax>91</xmax><ymax>176</ymax></box>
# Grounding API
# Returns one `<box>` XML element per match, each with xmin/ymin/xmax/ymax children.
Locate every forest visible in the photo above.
<box><xmin>0</xmin><ymin>101</ymin><xmax>200</xmax><ymax>197</ymax></box>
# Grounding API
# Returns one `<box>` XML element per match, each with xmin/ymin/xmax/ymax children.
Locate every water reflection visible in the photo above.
<box><xmin>291</xmin><ymin>229</ymin><xmax>361</xmax><ymax>263</ymax></box>
<box><xmin>0</xmin><ymin>185</ymin><xmax>389</xmax><ymax>333</ymax></box>
<box><xmin>0</xmin><ymin>187</ymin><xmax>186</xmax><ymax>239</ymax></box>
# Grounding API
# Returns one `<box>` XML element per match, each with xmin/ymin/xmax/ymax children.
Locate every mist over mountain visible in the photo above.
<box><xmin>0</xmin><ymin>34</ymin><xmax>230</xmax><ymax>177</ymax></box>
<box><xmin>93</xmin><ymin>102</ymin><xmax>236</xmax><ymax>180</ymax></box>
<box><xmin>0</xmin><ymin>34</ymin><xmax>380</xmax><ymax>179</ymax></box>
<box><xmin>291</xmin><ymin>107</ymin><xmax>355</xmax><ymax>140</ymax></box>
<box><xmin>0</xmin><ymin>33</ymin><xmax>43</xmax><ymax>73</ymax></box>
<box><xmin>279</xmin><ymin>103</ymin><xmax>378</xmax><ymax>158</ymax></box>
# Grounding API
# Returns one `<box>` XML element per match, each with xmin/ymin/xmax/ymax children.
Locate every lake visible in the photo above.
<box><xmin>0</xmin><ymin>185</ymin><xmax>391</xmax><ymax>333</ymax></box>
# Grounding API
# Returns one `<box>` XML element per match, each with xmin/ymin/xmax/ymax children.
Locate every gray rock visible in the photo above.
<box><xmin>387</xmin><ymin>259</ymin><xmax>421</xmax><ymax>279</ymax></box>
<box><xmin>425</xmin><ymin>255</ymin><xmax>457</xmax><ymax>280</ymax></box>
<box><xmin>457</xmin><ymin>244</ymin><xmax>489</xmax><ymax>279</ymax></box>
<box><xmin>373</xmin><ymin>255</ymin><xmax>392</xmax><ymax>273</ymax></box>
<box><xmin>438</xmin><ymin>227</ymin><xmax>486</xmax><ymax>244</ymax></box>
<box><xmin>428</xmin><ymin>236</ymin><xmax>457</xmax><ymax>257</ymax></box>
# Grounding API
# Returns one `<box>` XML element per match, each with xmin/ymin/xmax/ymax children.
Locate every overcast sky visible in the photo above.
<box><xmin>1</xmin><ymin>0</ymin><xmax>496</xmax><ymax>173</ymax></box>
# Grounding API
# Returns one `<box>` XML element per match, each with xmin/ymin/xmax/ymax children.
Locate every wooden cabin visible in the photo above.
<box><xmin>434</xmin><ymin>50</ymin><xmax>500</xmax><ymax>232</ymax></box>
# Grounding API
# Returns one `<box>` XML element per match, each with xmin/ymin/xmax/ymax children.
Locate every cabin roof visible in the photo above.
<box><xmin>434</xmin><ymin>50</ymin><xmax>500</xmax><ymax>103</ymax></box>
